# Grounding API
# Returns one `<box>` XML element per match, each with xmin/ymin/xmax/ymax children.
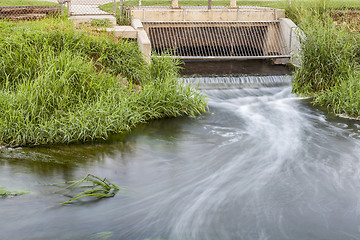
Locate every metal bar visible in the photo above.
<box><xmin>67</xmin><ymin>0</ymin><xmax>71</xmax><ymax>16</ymax></box>
<box><xmin>171</xmin><ymin>22</ymin><xmax>179</xmax><ymax>55</ymax></box>
<box><xmin>202</xmin><ymin>22</ymin><xmax>215</xmax><ymax>56</ymax></box>
<box><xmin>274</xmin><ymin>22</ymin><xmax>288</xmax><ymax>55</ymax></box>
<box><xmin>248</xmin><ymin>23</ymin><xmax>263</xmax><ymax>56</ymax></box>
<box><xmin>141</xmin><ymin>21</ymin><xmax>281</xmax><ymax>24</ymax></box>
<box><xmin>172</xmin><ymin>55</ymin><xmax>291</xmax><ymax>60</ymax></box>
<box><xmin>272</xmin><ymin>22</ymin><xmax>283</xmax><ymax>55</ymax></box>
<box><xmin>113</xmin><ymin>0</ymin><xmax>116</xmax><ymax>16</ymax></box>
<box><xmin>144</xmin><ymin>21</ymin><xmax>289</xmax><ymax>59</ymax></box>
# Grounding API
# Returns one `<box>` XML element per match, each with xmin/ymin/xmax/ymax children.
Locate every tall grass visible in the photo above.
<box><xmin>0</xmin><ymin>18</ymin><xmax>207</xmax><ymax>147</ymax></box>
<box><xmin>292</xmin><ymin>13</ymin><xmax>360</xmax><ymax>117</ymax></box>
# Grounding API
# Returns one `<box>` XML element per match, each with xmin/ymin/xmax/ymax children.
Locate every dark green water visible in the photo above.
<box><xmin>1</xmin><ymin>61</ymin><xmax>360</xmax><ymax>240</ymax></box>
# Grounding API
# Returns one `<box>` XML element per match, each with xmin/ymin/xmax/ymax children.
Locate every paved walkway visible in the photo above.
<box><xmin>70</xmin><ymin>0</ymin><xmax>114</xmax><ymax>15</ymax></box>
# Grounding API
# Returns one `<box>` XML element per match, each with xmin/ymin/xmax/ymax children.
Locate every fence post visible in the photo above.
<box><xmin>208</xmin><ymin>0</ymin><xmax>212</xmax><ymax>10</ymax></box>
<box><xmin>113</xmin><ymin>0</ymin><xmax>116</xmax><ymax>16</ymax></box>
<box><xmin>119</xmin><ymin>0</ymin><xmax>124</xmax><ymax>21</ymax></box>
<box><xmin>172</xmin><ymin>0</ymin><xmax>179</xmax><ymax>8</ymax></box>
<box><xmin>58</xmin><ymin>0</ymin><xmax>64</xmax><ymax>15</ymax></box>
<box><xmin>67</xmin><ymin>0</ymin><xmax>71</xmax><ymax>16</ymax></box>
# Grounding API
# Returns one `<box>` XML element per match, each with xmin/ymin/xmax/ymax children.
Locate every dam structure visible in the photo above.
<box><xmin>121</xmin><ymin>0</ymin><xmax>301</xmax><ymax>65</ymax></box>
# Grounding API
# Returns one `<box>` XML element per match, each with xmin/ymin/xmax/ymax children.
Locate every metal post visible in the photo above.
<box><xmin>119</xmin><ymin>0</ymin><xmax>124</xmax><ymax>21</ymax></box>
<box><xmin>139</xmin><ymin>0</ymin><xmax>141</xmax><ymax>7</ymax></box>
<box><xmin>230</xmin><ymin>0</ymin><xmax>237</xmax><ymax>8</ymax></box>
<box><xmin>113</xmin><ymin>0</ymin><xmax>116</xmax><ymax>16</ymax></box>
<box><xmin>67</xmin><ymin>0</ymin><xmax>71</xmax><ymax>16</ymax></box>
<box><xmin>208</xmin><ymin>0</ymin><xmax>212</xmax><ymax>10</ymax></box>
<box><xmin>172</xmin><ymin>0</ymin><xmax>179</xmax><ymax>9</ymax></box>
<box><xmin>58</xmin><ymin>0</ymin><xmax>64</xmax><ymax>15</ymax></box>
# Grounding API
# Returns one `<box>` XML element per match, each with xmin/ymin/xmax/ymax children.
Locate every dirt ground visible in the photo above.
<box><xmin>331</xmin><ymin>10</ymin><xmax>360</xmax><ymax>31</ymax></box>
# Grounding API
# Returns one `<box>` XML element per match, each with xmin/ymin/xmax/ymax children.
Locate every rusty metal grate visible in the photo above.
<box><xmin>0</xmin><ymin>6</ymin><xmax>61</xmax><ymax>20</ymax></box>
<box><xmin>143</xmin><ymin>21</ymin><xmax>290</xmax><ymax>60</ymax></box>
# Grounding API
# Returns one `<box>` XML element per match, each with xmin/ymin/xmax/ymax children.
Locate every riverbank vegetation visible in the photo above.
<box><xmin>292</xmin><ymin>12</ymin><xmax>360</xmax><ymax>117</ymax></box>
<box><xmin>0</xmin><ymin>18</ymin><xmax>207</xmax><ymax>147</ymax></box>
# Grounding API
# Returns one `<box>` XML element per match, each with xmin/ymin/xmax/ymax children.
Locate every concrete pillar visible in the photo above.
<box><xmin>230</xmin><ymin>0</ymin><xmax>237</xmax><ymax>8</ymax></box>
<box><xmin>137</xmin><ymin>30</ymin><xmax>152</xmax><ymax>64</ymax></box>
<box><xmin>172</xmin><ymin>0</ymin><xmax>179</xmax><ymax>9</ymax></box>
<box><xmin>279</xmin><ymin>18</ymin><xmax>302</xmax><ymax>67</ymax></box>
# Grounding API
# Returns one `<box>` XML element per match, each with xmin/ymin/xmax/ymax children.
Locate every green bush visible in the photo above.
<box><xmin>292</xmin><ymin>13</ymin><xmax>360</xmax><ymax>117</ymax></box>
<box><xmin>0</xmin><ymin>18</ymin><xmax>206</xmax><ymax>146</ymax></box>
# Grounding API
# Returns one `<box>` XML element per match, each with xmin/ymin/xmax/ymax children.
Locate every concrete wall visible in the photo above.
<box><xmin>279</xmin><ymin>18</ymin><xmax>301</xmax><ymax>67</ymax></box>
<box><xmin>129</xmin><ymin>7</ymin><xmax>285</xmax><ymax>22</ymax></box>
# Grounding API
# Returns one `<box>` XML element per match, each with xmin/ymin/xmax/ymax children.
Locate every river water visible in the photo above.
<box><xmin>1</xmin><ymin>61</ymin><xmax>360</xmax><ymax>240</ymax></box>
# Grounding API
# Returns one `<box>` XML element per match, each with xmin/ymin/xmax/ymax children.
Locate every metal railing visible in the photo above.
<box><xmin>0</xmin><ymin>1</ymin><xmax>61</xmax><ymax>20</ymax></box>
<box><xmin>142</xmin><ymin>21</ymin><xmax>289</xmax><ymax>60</ymax></box>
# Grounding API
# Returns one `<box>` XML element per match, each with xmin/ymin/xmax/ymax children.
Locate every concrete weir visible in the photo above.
<box><xmin>105</xmin><ymin>5</ymin><xmax>300</xmax><ymax>65</ymax></box>
<box><xmin>129</xmin><ymin>6</ymin><xmax>299</xmax><ymax>64</ymax></box>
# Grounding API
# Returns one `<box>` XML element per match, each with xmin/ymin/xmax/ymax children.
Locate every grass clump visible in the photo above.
<box><xmin>53</xmin><ymin>174</ymin><xmax>120</xmax><ymax>204</ymax></box>
<box><xmin>0</xmin><ymin>18</ymin><xmax>207</xmax><ymax>147</ymax></box>
<box><xmin>292</xmin><ymin>13</ymin><xmax>360</xmax><ymax>118</ymax></box>
<box><xmin>90</xmin><ymin>19</ymin><xmax>113</xmax><ymax>28</ymax></box>
<box><xmin>0</xmin><ymin>188</ymin><xmax>29</xmax><ymax>198</ymax></box>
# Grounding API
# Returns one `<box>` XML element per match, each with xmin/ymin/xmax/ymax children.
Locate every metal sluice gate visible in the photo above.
<box><xmin>142</xmin><ymin>21</ymin><xmax>290</xmax><ymax>60</ymax></box>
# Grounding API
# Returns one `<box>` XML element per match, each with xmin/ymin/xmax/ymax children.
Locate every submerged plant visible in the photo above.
<box><xmin>53</xmin><ymin>174</ymin><xmax>120</xmax><ymax>204</ymax></box>
<box><xmin>0</xmin><ymin>188</ymin><xmax>29</xmax><ymax>198</ymax></box>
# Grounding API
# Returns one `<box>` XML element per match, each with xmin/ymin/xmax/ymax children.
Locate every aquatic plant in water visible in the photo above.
<box><xmin>53</xmin><ymin>174</ymin><xmax>120</xmax><ymax>204</ymax></box>
<box><xmin>0</xmin><ymin>188</ymin><xmax>29</xmax><ymax>198</ymax></box>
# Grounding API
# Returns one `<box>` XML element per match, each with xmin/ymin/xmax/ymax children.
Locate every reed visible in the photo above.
<box><xmin>0</xmin><ymin>18</ymin><xmax>207</xmax><ymax>147</ymax></box>
<box><xmin>0</xmin><ymin>188</ymin><xmax>29</xmax><ymax>198</ymax></box>
<box><xmin>292</xmin><ymin>12</ymin><xmax>360</xmax><ymax>117</ymax></box>
<box><xmin>53</xmin><ymin>174</ymin><xmax>120</xmax><ymax>204</ymax></box>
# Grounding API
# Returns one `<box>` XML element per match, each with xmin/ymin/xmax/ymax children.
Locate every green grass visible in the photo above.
<box><xmin>90</xmin><ymin>19</ymin><xmax>113</xmax><ymax>28</ymax></box>
<box><xmin>0</xmin><ymin>188</ymin><xmax>29</xmax><ymax>198</ymax></box>
<box><xmin>0</xmin><ymin>0</ymin><xmax>57</xmax><ymax>6</ymax></box>
<box><xmin>99</xmin><ymin>0</ymin><xmax>360</xmax><ymax>13</ymax></box>
<box><xmin>0</xmin><ymin>18</ymin><xmax>207</xmax><ymax>147</ymax></box>
<box><xmin>292</xmin><ymin>12</ymin><xmax>360</xmax><ymax>118</ymax></box>
<box><xmin>99</xmin><ymin>0</ymin><xmax>288</xmax><ymax>12</ymax></box>
<box><xmin>53</xmin><ymin>174</ymin><xmax>120</xmax><ymax>204</ymax></box>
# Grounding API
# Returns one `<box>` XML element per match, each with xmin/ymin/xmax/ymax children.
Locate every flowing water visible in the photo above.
<box><xmin>1</xmin><ymin>61</ymin><xmax>360</xmax><ymax>240</ymax></box>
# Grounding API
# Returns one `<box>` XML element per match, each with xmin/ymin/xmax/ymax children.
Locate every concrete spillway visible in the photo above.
<box><xmin>128</xmin><ymin>6</ymin><xmax>300</xmax><ymax>65</ymax></box>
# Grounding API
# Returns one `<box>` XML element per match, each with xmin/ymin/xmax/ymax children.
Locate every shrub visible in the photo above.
<box><xmin>0</xmin><ymin>18</ymin><xmax>206</xmax><ymax>146</ymax></box>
